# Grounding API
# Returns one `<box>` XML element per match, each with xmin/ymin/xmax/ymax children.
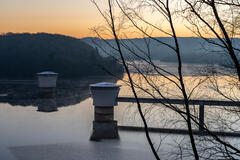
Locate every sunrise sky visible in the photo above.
<box><xmin>0</xmin><ymin>0</ymin><xmax>193</xmax><ymax>39</ymax></box>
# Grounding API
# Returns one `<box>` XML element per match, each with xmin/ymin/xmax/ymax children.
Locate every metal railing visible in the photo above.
<box><xmin>0</xmin><ymin>80</ymin><xmax>37</xmax><ymax>85</ymax></box>
<box><xmin>117</xmin><ymin>97</ymin><xmax>240</xmax><ymax>137</ymax></box>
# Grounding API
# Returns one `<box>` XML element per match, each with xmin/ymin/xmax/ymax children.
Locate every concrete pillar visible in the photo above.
<box><xmin>39</xmin><ymin>87</ymin><xmax>56</xmax><ymax>98</ymax></box>
<box><xmin>37</xmin><ymin>71</ymin><xmax>58</xmax><ymax>112</ymax></box>
<box><xmin>89</xmin><ymin>82</ymin><xmax>121</xmax><ymax>141</ymax></box>
<box><xmin>37</xmin><ymin>98</ymin><xmax>57</xmax><ymax>112</ymax></box>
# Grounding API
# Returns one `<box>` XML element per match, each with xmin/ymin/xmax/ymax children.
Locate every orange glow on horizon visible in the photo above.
<box><xmin>0</xmin><ymin>0</ymin><xmax>218</xmax><ymax>39</ymax></box>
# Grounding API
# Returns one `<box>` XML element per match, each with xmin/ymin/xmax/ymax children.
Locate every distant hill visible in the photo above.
<box><xmin>81</xmin><ymin>37</ymin><xmax>240</xmax><ymax>65</ymax></box>
<box><xmin>0</xmin><ymin>33</ymin><xmax>123</xmax><ymax>78</ymax></box>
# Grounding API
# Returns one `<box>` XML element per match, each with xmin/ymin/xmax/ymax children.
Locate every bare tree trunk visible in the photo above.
<box><xmin>210</xmin><ymin>0</ymin><xmax>240</xmax><ymax>81</ymax></box>
<box><xmin>107</xmin><ymin>0</ymin><xmax>161</xmax><ymax>159</ymax></box>
<box><xmin>166</xmin><ymin>1</ymin><xmax>199</xmax><ymax>159</ymax></box>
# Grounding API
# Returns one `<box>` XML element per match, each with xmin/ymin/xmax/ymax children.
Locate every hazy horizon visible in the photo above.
<box><xmin>2</xmin><ymin>32</ymin><xmax>239</xmax><ymax>40</ymax></box>
<box><xmin>0</xmin><ymin>0</ymin><xmax>199</xmax><ymax>39</ymax></box>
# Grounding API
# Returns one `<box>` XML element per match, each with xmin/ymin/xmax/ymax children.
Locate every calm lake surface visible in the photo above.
<box><xmin>0</xmin><ymin>63</ymin><xmax>239</xmax><ymax>159</ymax></box>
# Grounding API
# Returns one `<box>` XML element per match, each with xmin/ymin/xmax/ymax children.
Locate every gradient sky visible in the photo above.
<box><xmin>0</xmin><ymin>0</ymin><xmax>193</xmax><ymax>38</ymax></box>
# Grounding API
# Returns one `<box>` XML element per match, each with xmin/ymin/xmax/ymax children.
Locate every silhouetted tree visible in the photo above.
<box><xmin>92</xmin><ymin>0</ymin><xmax>240</xmax><ymax>159</ymax></box>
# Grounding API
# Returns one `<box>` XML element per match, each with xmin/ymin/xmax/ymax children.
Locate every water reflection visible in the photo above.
<box><xmin>117</xmin><ymin>74</ymin><xmax>240</xmax><ymax>101</ymax></box>
<box><xmin>0</xmin><ymin>76</ymin><xmax>121</xmax><ymax>112</ymax></box>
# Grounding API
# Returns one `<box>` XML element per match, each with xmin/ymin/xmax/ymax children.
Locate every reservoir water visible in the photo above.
<box><xmin>0</xmin><ymin>63</ymin><xmax>239</xmax><ymax>159</ymax></box>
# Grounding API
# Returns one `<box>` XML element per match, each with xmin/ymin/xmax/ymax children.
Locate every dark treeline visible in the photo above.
<box><xmin>0</xmin><ymin>33</ymin><xmax>123</xmax><ymax>79</ymax></box>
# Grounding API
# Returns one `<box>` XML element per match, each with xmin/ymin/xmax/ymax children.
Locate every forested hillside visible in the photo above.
<box><xmin>0</xmin><ymin>33</ymin><xmax>123</xmax><ymax>78</ymax></box>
